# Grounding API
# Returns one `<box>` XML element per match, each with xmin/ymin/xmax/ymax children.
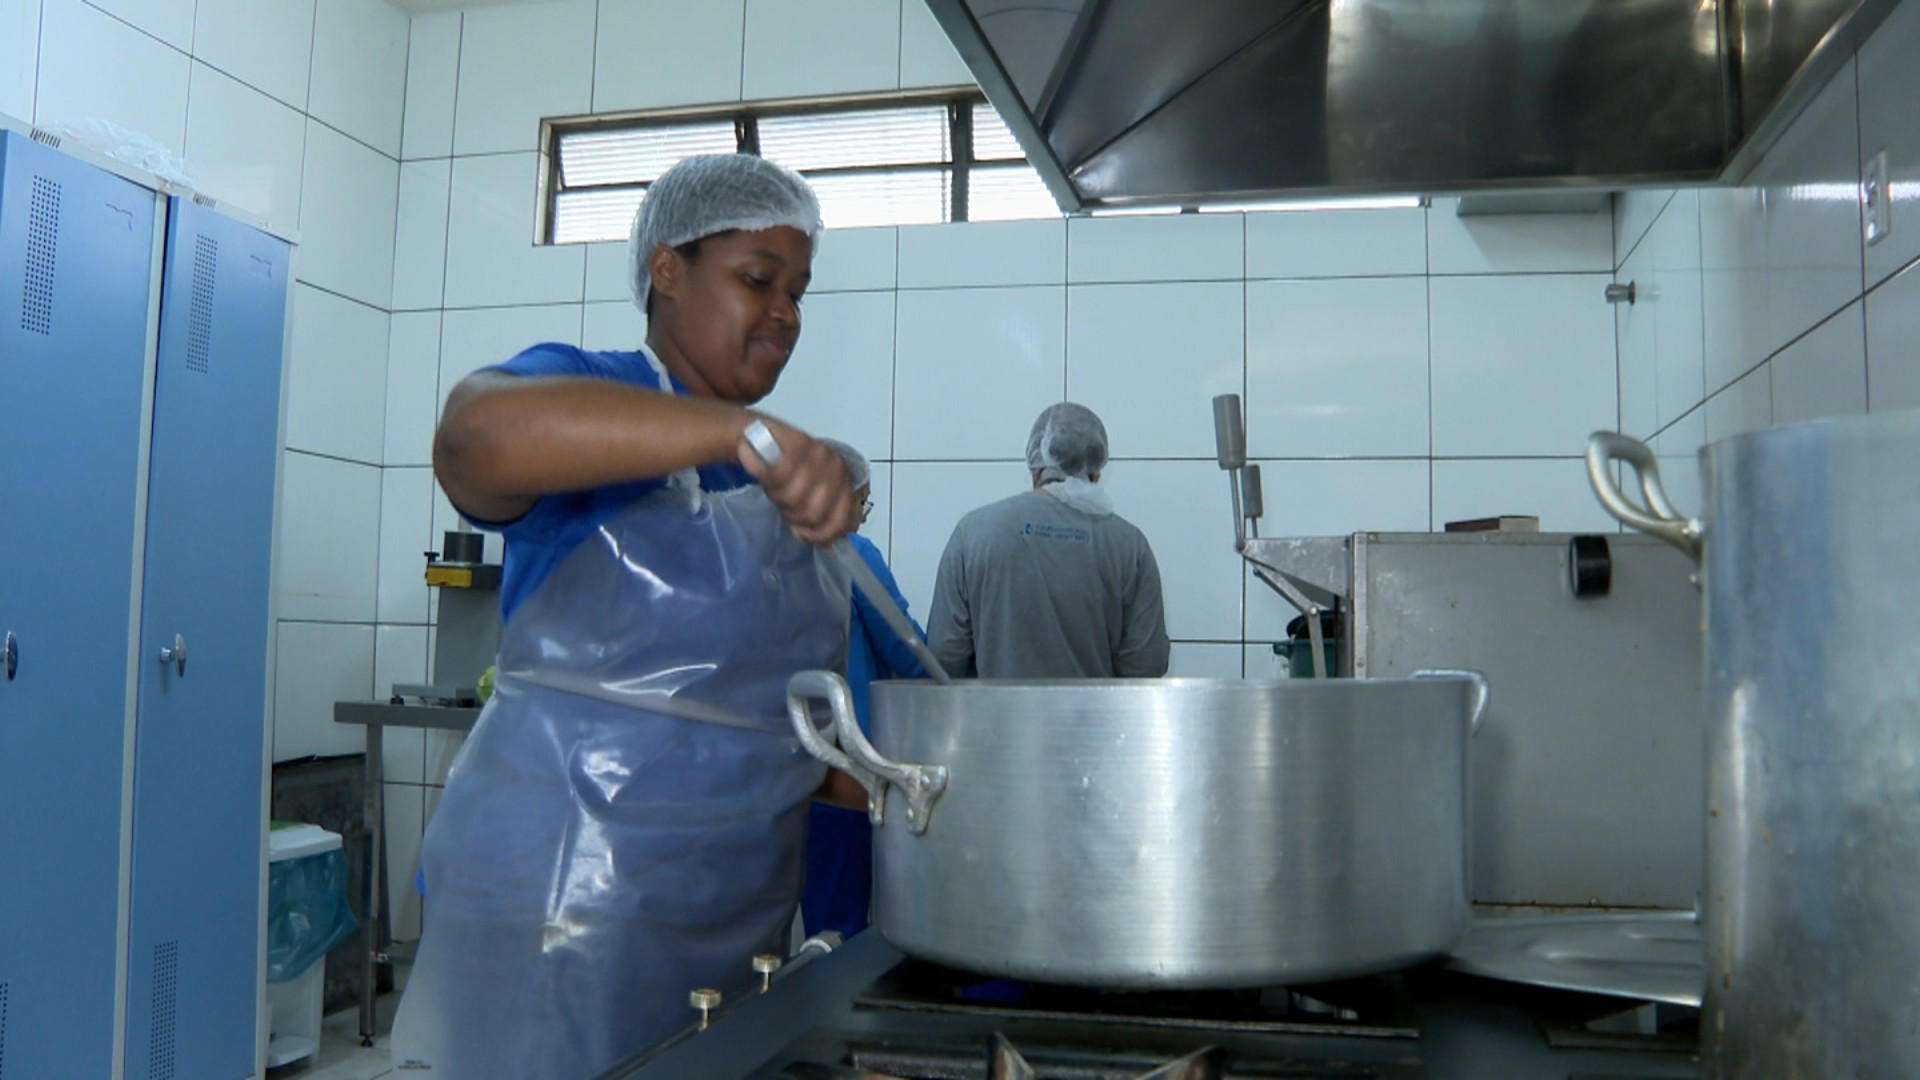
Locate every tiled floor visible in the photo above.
<box><xmin>267</xmin><ymin>984</ymin><xmax>401</xmax><ymax>1080</ymax></box>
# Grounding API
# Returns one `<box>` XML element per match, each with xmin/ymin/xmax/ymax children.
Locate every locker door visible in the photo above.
<box><xmin>123</xmin><ymin>197</ymin><xmax>287</xmax><ymax>1080</ymax></box>
<box><xmin>0</xmin><ymin>132</ymin><xmax>157</xmax><ymax>1079</ymax></box>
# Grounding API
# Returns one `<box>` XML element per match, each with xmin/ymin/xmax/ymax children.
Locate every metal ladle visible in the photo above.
<box><xmin>743</xmin><ymin>420</ymin><xmax>953</xmax><ymax>685</ymax></box>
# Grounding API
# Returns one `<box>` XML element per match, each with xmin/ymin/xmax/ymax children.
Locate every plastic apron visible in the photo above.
<box><xmin>389</xmin><ymin>470</ymin><xmax>850</xmax><ymax>1079</ymax></box>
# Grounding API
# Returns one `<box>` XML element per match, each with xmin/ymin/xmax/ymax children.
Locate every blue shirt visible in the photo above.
<box><xmin>844</xmin><ymin>533</ymin><xmax>928</xmax><ymax>726</ymax></box>
<box><xmin>465</xmin><ymin>343</ymin><xmax>753</xmax><ymax>622</ymax></box>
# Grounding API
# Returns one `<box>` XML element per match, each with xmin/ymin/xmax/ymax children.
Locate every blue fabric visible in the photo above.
<box><xmin>802</xmin><ymin>534</ymin><xmax>926</xmax><ymax>938</ymax></box>
<box><xmin>467</xmin><ymin>343</ymin><xmax>754</xmax><ymax>622</ymax></box>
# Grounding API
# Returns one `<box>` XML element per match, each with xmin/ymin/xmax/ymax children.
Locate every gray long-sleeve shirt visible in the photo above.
<box><xmin>926</xmin><ymin>490</ymin><xmax>1170</xmax><ymax>679</ymax></box>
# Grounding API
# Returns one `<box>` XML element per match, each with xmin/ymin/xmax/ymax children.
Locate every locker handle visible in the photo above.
<box><xmin>158</xmin><ymin>633</ymin><xmax>187</xmax><ymax>677</ymax></box>
<box><xmin>3</xmin><ymin>631</ymin><xmax>15</xmax><ymax>680</ymax></box>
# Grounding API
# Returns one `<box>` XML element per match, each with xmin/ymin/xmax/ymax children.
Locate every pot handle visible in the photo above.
<box><xmin>785</xmin><ymin>670</ymin><xmax>948</xmax><ymax>835</ymax></box>
<box><xmin>1585</xmin><ymin>432</ymin><xmax>1704</xmax><ymax>562</ymax></box>
<box><xmin>1413</xmin><ymin>669</ymin><xmax>1490</xmax><ymax>735</ymax></box>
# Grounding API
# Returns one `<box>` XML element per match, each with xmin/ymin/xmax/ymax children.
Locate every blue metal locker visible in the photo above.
<box><xmin>0</xmin><ymin>132</ymin><xmax>158</xmax><ymax>1078</ymax></box>
<box><xmin>122</xmin><ymin>197</ymin><xmax>287</xmax><ymax>1080</ymax></box>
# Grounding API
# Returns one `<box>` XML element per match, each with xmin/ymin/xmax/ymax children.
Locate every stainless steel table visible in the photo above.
<box><xmin>333</xmin><ymin>700</ymin><xmax>480</xmax><ymax>1046</ymax></box>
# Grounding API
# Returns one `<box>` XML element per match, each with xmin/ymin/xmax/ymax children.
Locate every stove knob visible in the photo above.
<box><xmin>689</xmin><ymin>987</ymin><xmax>722</xmax><ymax>1030</ymax></box>
<box><xmin>752</xmin><ymin>953</ymin><xmax>783</xmax><ymax>992</ymax></box>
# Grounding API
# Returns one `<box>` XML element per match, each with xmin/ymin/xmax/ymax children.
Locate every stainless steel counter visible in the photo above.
<box><xmin>333</xmin><ymin>699</ymin><xmax>481</xmax><ymax>1046</ymax></box>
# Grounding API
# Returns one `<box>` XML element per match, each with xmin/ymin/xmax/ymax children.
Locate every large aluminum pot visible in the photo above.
<box><xmin>786</xmin><ymin>672</ymin><xmax>1488</xmax><ymax>989</ymax></box>
<box><xmin>1588</xmin><ymin>412</ymin><xmax>1920</xmax><ymax>1077</ymax></box>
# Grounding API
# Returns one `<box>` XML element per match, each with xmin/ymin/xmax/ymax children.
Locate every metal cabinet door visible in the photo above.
<box><xmin>0</xmin><ymin>132</ymin><xmax>158</xmax><ymax>1080</ymax></box>
<box><xmin>123</xmin><ymin>197</ymin><xmax>287</xmax><ymax>1080</ymax></box>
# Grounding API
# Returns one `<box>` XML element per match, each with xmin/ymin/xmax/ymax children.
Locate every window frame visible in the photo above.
<box><xmin>537</xmin><ymin>87</ymin><xmax>1027</xmax><ymax>245</ymax></box>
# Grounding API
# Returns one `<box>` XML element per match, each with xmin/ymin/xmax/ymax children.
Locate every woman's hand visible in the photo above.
<box><xmin>737</xmin><ymin>415</ymin><xmax>861</xmax><ymax>545</ymax></box>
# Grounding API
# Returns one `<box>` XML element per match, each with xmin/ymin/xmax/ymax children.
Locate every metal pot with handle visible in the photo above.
<box><xmin>1587</xmin><ymin>412</ymin><xmax>1920</xmax><ymax>1077</ymax></box>
<box><xmin>787</xmin><ymin>670</ymin><xmax>1488</xmax><ymax>989</ymax></box>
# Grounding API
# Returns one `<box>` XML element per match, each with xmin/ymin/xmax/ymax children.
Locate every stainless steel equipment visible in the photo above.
<box><xmin>597</xmin><ymin>931</ymin><xmax>1701</xmax><ymax>1078</ymax></box>
<box><xmin>923</xmin><ymin>0</ymin><xmax>1900</xmax><ymax>209</ymax></box>
<box><xmin>1212</xmin><ymin>395</ymin><xmax>1708</xmax><ymax>911</ymax></box>
<box><xmin>787</xmin><ymin>669</ymin><xmax>1487</xmax><ymax>989</ymax></box>
<box><xmin>399</xmin><ymin>528</ymin><xmax>502</xmax><ymax>704</ymax></box>
<box><xmin>1588</xmin><ymin>414</ymin><xmax>1920</xmax><ymax>1077</ymax></box>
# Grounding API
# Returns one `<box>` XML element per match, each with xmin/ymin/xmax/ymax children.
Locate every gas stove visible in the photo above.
<box><xmin>601</xmin><ymin>933</ymin><xmax>1698</xmax><ymax>1079</ymax></box>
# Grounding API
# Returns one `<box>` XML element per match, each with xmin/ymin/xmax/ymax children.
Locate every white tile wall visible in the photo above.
<box><xmin>184</xmin><ymin>63</ymin><xmax>308</xmax><ymax>232</ymax></box>
<box><xmin>1866</xmin><ymin>259</ymin><xmax>1920</xmax><ymax>412</ymax></box>
<box><xmin>90</xmin><ymin>0</ymin><xmax>193</xmax><ymax>51</ymax></box>
<box><xmin>585</xmin><ymin>242</ymin><xmax>635</xmax><ymax>302</ymax></box>
<box><xmin>387</xmin><ymin>313</ymin><xmax>442</xmax><ymax>466</ymax></box>
<box><xmin>758</xmin><ymin>291</ymin><xmax>896</xmax><ymax>458</ymax></box>
<box><xmin>444</xmin><ymin>153</ymin><xmax>586</xmax><ymax>308</ymax></box>
<box><xmin>277</xmin><ymin>453</ymin><xmax>383</xmax><ymax>623</ymax></box>
<box><xmin>1427</xmin><ymin>198</ymin><xmax>1613</xmax><ymax>275</ymax></box>
<box><xmin>1430</xmin><ymin>459</ymin><xmax>1618</xmax><ymax>534</ymax></box>
<box><xmin>393</xmin><ymin>158</ymin><xmax>452</xmax><ymax>310</ymax></box>
<box><xmin>1704</xmin><ymin>366</ymin><xmax>1773</xmax><ymax>442</ymax></box>
<box><xmin>1652</xmin><ymin>407</ymin><xmax>1707</xmax><ymax>521</ymax></box>
<box><xmin>1613</xmin><ymin>189</ymin><xmax>1675</xmax><ymax>269</ymax></box>
<box><xmin>899</xmin><ymin>0</ymin><xmax>973</xmax><ymax>88</ymax></box>
<box><xmin>743</xmin><ymin>0</ymin><xmax>900</xmax><ymax>100</ymax></box>
<box><xmin>580</xmin><ymin>300</ymin><xmax>647</xmax><ymax>352</ymax></box>
<box><xmin>1430</xmin><ymin>275</ymin><xmax>1618</xmax><ymax>456</ymax></box>
<box><xmin>1702</xmin><ymin>60</ymin><xmax>1865</xmax><ymax>393</ymax></box>
<box><xmin>1771</xmin><ymin>302</ymin><xmax>1868</xmax><ymax>427</ymax></box>
<box><xmin>595</xmin><ymin>0</ymin><xmax>746</xmax><ymax>111</ymax></box>
<box><xmin>272</xmin><ymin>620</ymin><xmax>375</xmax><ymax>760</ymax></box>
<box><xmin>887</xmin><ymin>461</ymin><xmax>1029</xmax><ymax>617</ymax></box>
<box><xmin>35</xmin><ymin>0</ymin><xmax>191</xmax><ymax>157</ymax></box>
<box><xmin>374</xmin><ymin>625</ymin><xmax>430</xmax><ymax>772</ymax></box>
<box><xmin>1245</xmin><ymin>207</ymin><xmax>1427</xmax><ymax>280</ymax></box>
<box><xmin>1616</xmin><ymin>245</ymin><xmax>1658</xmax><ymax>440</ymax></box>
<box><xmin>814</xmin><ymin>226</ymin><xmax>899</xmax><ymax>293</ymax></box>
<box><xmin>1858</xmin><ymin>0</ymin><xmax>1920</xmax><ymax>290</ymax></box>
<box><xmin>298</xmin><ymin>118</ymin><xmax>399</xmax><ymax>308</ymax></box>
<box><xmin>284</xmin><ymin>284</ymin><xmax>390</xmax><ymax>464</ymax></box>
<box><xmin>401</xmin><ymin>11</ymin><xmax>460</xmax><ymax>160</ymax></box>
<box><xmin>1068</xmin><ymin>214</ymin><xmax>1242</xmax><ymax>283</ymax></box>
<box><xmin>899</xmin><ymin>220</ymin><xmax>1063</xmax><ymax>288</ymax></box>
<box><xmin>1246</xmin><ymin>277</ymin><xmax>1429</xmax><ymax>458</ymax></box>
<box><xmin>1647</xmin><ymin>193</ymin><xmax>1706</xmax><ymax>430</ymax></box>
<box><xmin>437</xmin><ymin>304</ymin><xmax>586</xmax><ymax>408</ymax></box>
<box><xmin>0</xmin><ymin>0</ymin><xmax>38</xmax><ymax>122</ymax></box>
<box><xmin>309</xmin><ymin>0</ymin><xmax>408</xmax><ymax>158</ymax></box>
<box><xmin>453</xmin><ymin>0</ymin><xmax>594</xmax><ymax>156</ymax></box>
<box><xmin>893</xmin><ymin>286</ymin><xmax>1065</xmax><ymax>459</ymax></box>
<box><xmin>1102</xmin><ymin>460</ymin><xmax>1244</xmax><ymax>641</ymax></box>
<box><xmin>1168</xmin><ymin>643</ymin><xmax>1243</xmax><ymax>679</ymax></box>
<box><xmin>1068</xmin><ymin>282</ymin><xmax>1242</xmax><ymax>459</ymax></box>
<box><xmin>192</xmin><ymin>0</ymin><xmax>315</xmax><ymax>112</ymax></box>
<box><xmin>379</xmin><ymin>468</ymin><xmax>435</xmax><ymax>625</ymax></box>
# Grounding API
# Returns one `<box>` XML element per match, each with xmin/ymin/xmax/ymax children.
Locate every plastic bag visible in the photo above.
<box><xmin>266</xmin><ymin>846</ymin><xmax>359</xmax><ymax>982</ymax></box>
<box><xmin>39</xmin><ymin>117</ymin><xmax>198</xmax><ymax>189</ymax></box>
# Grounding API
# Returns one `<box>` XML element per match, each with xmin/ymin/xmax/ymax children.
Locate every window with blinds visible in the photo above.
<box><xmin>542</xmin><ymin>94</ymin><xmax>1058</xmax><ymax>243</ymax></box>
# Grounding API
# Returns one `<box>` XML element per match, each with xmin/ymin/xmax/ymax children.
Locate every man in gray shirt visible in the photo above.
<box><xmin>927</xmin><ymin>403</ymin><xmax>1170</xmax><ymax>679</ymax></box>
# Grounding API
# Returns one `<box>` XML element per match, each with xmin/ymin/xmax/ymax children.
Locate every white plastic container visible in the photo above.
<box><xmin>265</xmin><ymin>824</ymin><xmax>342</xmax><ymax>1068</ymax></box>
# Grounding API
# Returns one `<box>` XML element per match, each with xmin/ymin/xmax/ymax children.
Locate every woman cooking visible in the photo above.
<box><xmin>389</xmin><ymin>154</ymin><xmax>864</xmax><ymax>1078</ymax></box>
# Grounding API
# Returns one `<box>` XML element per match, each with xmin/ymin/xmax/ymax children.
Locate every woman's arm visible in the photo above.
<box><xmin>435</xmin><ymin>372</ymin><xmax>857</xmax><ymax>543</ymax></box>
<box><xmin>814</xmin><ymin>768</ymin><xmax>868</xmax><ymax>809</ymax></box>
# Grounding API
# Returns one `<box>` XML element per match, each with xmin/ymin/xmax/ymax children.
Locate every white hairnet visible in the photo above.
<box><xmin>627</xmin><ymin>154</ymin><xmax>823</xmax><ymax>310</ymax></box>
<box><xmin>817</xmin><ymin>438</ymin><xmax>870</xmax><ymax>490</ymax></box>
<box><xmin>1026</xmin><ymin>403</ymin><xmax>1109</xmax><ymax>482</ymax></box>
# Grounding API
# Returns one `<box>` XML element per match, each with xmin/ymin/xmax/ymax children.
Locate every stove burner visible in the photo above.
<box><xmin>851</xmin><ymin>961</ymin><xmax>1420</xmax><ymax>1040</ymax></box>
<box><xmin>989</xmin><ymin>1034</ymin><xmax>1223</xmax><ymax>1080</ymax></box>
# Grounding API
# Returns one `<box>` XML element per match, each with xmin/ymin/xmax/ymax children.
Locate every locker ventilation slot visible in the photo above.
<box><xmin>22</xmin><ymin>177</ymin><xmax>58</xmax><ymax>336</ymax></box>
<box><xmin>187</xmin><ymin>236</ymin><xmax>217</xmax><ymax>373</ymax></box>
<box><xmin>1</xmin><ymin>980</ymin><xmax>9</xmax><ymax>1079</ymax></box>
<box><xmin>149</xmin><ymin>941</ymin><xmax>177</xmax><ymax>1080</ymax></box>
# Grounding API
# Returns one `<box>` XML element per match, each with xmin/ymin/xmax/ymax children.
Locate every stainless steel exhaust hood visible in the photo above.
<box><xmin>925</xmin><ymin>0</ymin><xmax>1900</xmax><ymax>211</ymax></box>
